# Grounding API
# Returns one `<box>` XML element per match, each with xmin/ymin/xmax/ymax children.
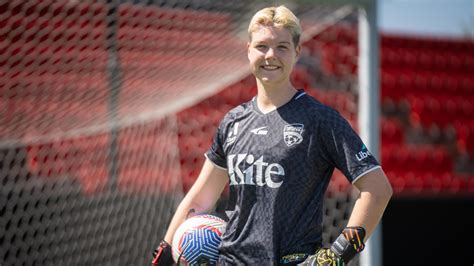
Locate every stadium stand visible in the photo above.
<box><xmin>1</xmin><ymin>2</ymin><xmax>473</xmax><ymax>264</ymax></box>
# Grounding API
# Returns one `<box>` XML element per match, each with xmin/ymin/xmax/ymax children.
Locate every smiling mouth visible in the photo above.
<box><xmin>261</xmin><ymin>65</ymin><xmax>280</xmax><ymax>70</ymax></box>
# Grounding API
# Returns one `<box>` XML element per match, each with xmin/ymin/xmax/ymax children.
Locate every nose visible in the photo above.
<box><xmin>265</xmin><ymin>47</ymin><xmax>275</xmax><ymax>60</ymax></box>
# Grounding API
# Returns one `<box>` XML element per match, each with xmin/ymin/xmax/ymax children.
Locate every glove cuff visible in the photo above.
<box><xmin>330</xmin><ymin>226</ymin><xmax>366</xmax><ymax>263</ymax></box>
<box><xmin>152</xmin><ymin>240</ymin><xmax>173</xmax><ymax>266</ymax></box>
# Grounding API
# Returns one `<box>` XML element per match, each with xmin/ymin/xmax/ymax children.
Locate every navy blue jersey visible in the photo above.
<box><xmin>205</xmin><ymin>90</ymin><xmax>380</xmax><ymax>265</ymax></box>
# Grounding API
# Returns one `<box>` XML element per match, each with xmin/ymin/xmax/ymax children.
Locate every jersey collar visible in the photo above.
<box><xmin>252</xmin><ymin>89</ymin><xmax>306</xmax><ymax>115</ymax></box>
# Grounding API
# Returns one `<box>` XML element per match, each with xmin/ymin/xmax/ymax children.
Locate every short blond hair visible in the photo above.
<box><xmin>248</xmin><ymin>5</ymin><xmax>302</xmax><ymax>47</ymax></box>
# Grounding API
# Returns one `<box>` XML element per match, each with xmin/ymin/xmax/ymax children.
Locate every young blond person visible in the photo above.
<box><xmin>152</xmin><ymin>5</ymin><xmax>392</xmax><ymax>266</ymax></box>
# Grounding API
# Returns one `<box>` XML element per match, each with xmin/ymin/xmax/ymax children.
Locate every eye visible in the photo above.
<box><xmin>278</xmin><ymin>45</ymin><xmax>289</xmax><ymax>50</ymax></box>
<box><xmin>255</xmin><ymin>44</ymin><xmax>267</xmax><ymax>50</ymax></box>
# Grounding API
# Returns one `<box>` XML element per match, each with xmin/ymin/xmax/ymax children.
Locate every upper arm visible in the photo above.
<box><xmin>184</xmin><ymin>158</ymin><xmax>229</xmax><ymax>213</ymax></box>
<box><xmin>319</xmin><ymin>110</ymin><xmax>380</xmax><ymax>184</ymax></box>
<box><xmin>353</xmin><ymin>167</ymin><xmax>393</xmax><ymax>197</ymax></box>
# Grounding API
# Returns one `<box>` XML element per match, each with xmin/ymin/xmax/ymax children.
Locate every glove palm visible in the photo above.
<box><xmin>299</xmin><ymin>248</ymin><xmax>344</xmax><ymax>266</ymax></box>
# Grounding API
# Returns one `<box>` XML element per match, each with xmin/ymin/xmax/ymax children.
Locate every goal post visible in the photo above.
<box><xmin>357</xmin><ymin>1</ymin><xmax>382</xmax><ymax>266</ymax></box>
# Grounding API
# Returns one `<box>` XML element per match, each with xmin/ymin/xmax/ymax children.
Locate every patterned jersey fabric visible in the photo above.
<box><xmin>205</xmin><ymin>90</ymin><xmax>380</xmax><ymax>265</ymax></box>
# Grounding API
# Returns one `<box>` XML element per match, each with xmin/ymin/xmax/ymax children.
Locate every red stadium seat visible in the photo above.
<box><xmin>454</xmin><ymin>121</ymin><xmax>474</xmax><ymax>155</ymax></box>
<box><xmin>381</xmin><ymin>118</ymin><xmax>404</xmax><ymax>145</ymax></box>
<box><xmin>25</xmin><ymin>134</ymin><xmax>110</xmax><ymax>195</ymax></box>
<box><xmin>117</xmin><ymin>3</ymin><xmax>232</xmax><ymax>33</ymax></box>
<box><xmin>382</xmin><ymin>144</ymin><xmax>452</xmax><ymax>176</ymax></box>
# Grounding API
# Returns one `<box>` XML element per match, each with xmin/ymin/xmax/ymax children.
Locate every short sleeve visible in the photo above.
<box><xmin>205</xmin><ymin>119</ymin><xmax>228</xmax><ymax>169</ymax></box>
<box><xmin>319</xmin><ymin>110</ymin><xmax>380</xmax><ymax>183</ymax></box>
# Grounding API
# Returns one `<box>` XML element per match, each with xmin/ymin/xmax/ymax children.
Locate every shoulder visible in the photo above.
<box><xmin>221</xmin><ymin>99</ymin><xmax>253</xmax><ymax>123</ymax></box>
<box><xmin>298</xmin><ymin>92</ymin><xmax>343</xmax><ymax>123</ymax></box>
<box><xmin>217</xmin><ymin>99</ymin><xmax>254</xmax><ymax>131</ymax></box>
<box><xmin>296</xmin><ymin>92</ymin><xmax>355</xmax><ymax>137</ymax></box>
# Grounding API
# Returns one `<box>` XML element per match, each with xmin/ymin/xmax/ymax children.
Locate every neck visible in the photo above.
<box><xmin>255</xmin><ymin>79</ymin><xmax>298</xmax><ymax>114</ymax></box>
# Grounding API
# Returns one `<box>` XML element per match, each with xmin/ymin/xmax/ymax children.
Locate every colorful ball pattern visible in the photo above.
<box><xmin>172</xmin><ymin>214</ymin><xmax>226</xmax><ymax>265</ymax></box>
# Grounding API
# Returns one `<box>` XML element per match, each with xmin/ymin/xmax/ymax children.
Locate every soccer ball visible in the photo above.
<box><xmin>171</xmin><ymin>214</ymin><xmax>226</xmax><ymax>265</ymax></box>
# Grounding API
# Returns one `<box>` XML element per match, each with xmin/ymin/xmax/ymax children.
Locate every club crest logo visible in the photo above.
<box><xmin>283</xmin><ymin>123</ymin><xmax>304</xmax><ymax>147</ymax></box>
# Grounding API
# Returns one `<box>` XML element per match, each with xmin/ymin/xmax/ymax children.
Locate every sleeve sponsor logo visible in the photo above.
<box><xmin>355</xmin><ymin>145</ymin><xmax>372</xmax><ymax>161</ymax></box>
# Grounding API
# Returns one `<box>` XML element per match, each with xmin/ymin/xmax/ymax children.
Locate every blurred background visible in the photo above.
<box><xmin>381</xmin><ymin>0</ymin><xmax>473</xmax><ymax>37</ymax></box>
<box><xmin>378</xmin><ymin>1</ymin><xmax>473</xmax><ymax>266</ymax></box>
<box><xmin>0</xmin><ymin>0</ymin><xmax>472</xmax><ymax>265</ymax></box>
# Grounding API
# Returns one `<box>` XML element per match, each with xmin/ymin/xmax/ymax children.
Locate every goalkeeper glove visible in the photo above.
<box><xmin>330</xmin><ymin>226</ymin><xmax>365</xmax><ymax>263</ymax></box>
<box><xmin>300</xmin><ymin>226</ymin><xmax>366</xmax><ymax>266</ymax></box>
<box><xmin>151</xmin><ymin>240</ymin><xmax>174</xmax><ymax>266</ymax></box>
<box><xmin>299</xmin><ymin>248</ymin><xmax>344</xmax><ymax>266</ymax></box>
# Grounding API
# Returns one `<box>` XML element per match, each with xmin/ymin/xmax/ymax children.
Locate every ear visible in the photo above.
<box><xmin>295</xmin><ymin>44</ymin><xmax>302</xmax><ymax>58</ymax></box>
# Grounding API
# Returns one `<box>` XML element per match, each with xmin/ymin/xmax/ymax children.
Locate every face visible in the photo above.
<box><xmin>248</xmin><ymin>25</ymin><xmax>300</xmax><ymax>87</ymax></box>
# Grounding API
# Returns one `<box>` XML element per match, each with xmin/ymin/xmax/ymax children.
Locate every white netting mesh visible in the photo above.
<box><xmin>0</xmin><ymin>1</ymin><xmax>370</xmax><ymax>264</ymax></box>
<box><xmin>0</xmin><ymin>0</ymin><xmax>251</xmax><ymax>145</ymax></box>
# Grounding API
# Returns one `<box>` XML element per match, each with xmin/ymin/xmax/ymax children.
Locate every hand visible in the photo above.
<box><xmin>151</xmin><ymin>240</ymin><xmax>174</xmax><ymax>266</ymax></box>
<box><xmin>299</xmin><ymin>248</ymin><xmax>344</xmax><ymax>266</ymax></box>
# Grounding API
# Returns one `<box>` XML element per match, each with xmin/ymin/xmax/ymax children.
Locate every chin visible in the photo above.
<box><xmin>259</xmin><ymin>74</ymin><xmax>282</xmax><ymax>82</ymax></box>
<box><xmin>260</xmin><ymin>78</ymin><xmax>285</xmax><ymax>86</ymax></box>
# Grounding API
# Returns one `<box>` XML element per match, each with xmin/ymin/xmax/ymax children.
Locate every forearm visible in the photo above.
<box><xmin>163</xmin><ymin>194</ymin><xmax>213</xmax><ymax>242</ymax></box>
<box><xmin>344</xmin><ymin>168</ymin><xmax>393</xmax><ymax>241</ymax></box>
<box><xmin>346</xmin><ymin>188</ymin><xmax>391</xmax><ymax>240</ymax></box>
<box><xmin>163</xmin><ymin>159</ymin><xmax>228</xmax><ymax>243</ymax></box>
